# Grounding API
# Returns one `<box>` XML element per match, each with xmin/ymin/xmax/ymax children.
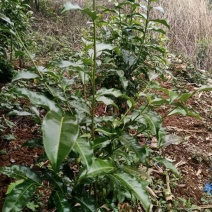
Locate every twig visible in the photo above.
<box><xmin>163</xmin><ymin>172</ymin><xmax>174</xmax><ymax>201</ymax></box>
<box><xmin>198</xmin><ymin>205</ymin><xmax>212</xmax><ymax>209</ymax></box>
<box><xmin>166</xmin><ymin>126</ymin><xmax>204</xmax><ymax>133</ymax></box>
<box><xmin>146</xmin><ymin>186</ymin><xmax>158</xmax><ymax>199</ymax></box>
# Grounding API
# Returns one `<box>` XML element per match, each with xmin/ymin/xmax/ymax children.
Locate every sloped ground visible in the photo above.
<box><xmin>0</xmin><ymin>79</ymin><xmax>211</xmax><ymax>211</ymax></box>
<box><xmin>162</xmin><ymin>90</ymin><xmax>212</xmax><ymax>209</ymax></box>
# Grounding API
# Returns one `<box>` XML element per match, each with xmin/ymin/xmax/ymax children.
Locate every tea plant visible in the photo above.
<box><xmin>0</xmin><ymin>0</ymin><xmax>212</xmax><ymax>211</ymax></box>
<box><xmin>0</xmin><ymin>0</ymin><xmax>32</xmax><ymax>80</ymax></box>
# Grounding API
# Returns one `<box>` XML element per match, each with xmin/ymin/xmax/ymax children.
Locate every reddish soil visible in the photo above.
<box><xmin>0</xmin><ymin>81</ymin><xmax>211</xmax><ymax>210</ymax></box>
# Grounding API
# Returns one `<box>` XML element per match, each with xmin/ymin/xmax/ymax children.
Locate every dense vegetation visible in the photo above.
<box><xmin>0</xmin><ymin>0</ymin><xmax>211</xmax><ymax>211</ymax></box>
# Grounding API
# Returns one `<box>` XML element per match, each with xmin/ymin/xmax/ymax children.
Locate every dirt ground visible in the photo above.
<box><xmin>0</xmin><ymin>81</ymin><xmax>211</xmax><ymax>211</ymax></box>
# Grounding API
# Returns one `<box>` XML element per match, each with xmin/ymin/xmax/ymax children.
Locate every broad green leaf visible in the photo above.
<box><xmin>3</xmin><ymin>180</ymin><xmax>36</xmax><ymax>212</ymax></box>
<box><xmin>12</xmin><ymin>71</ymin><xmax>39</xmax><ymax>82</ymax></box>
<box><xmin>42</xmin><ymin>111</ymin><xmax>79</xmax><ymax>171</ymax></box>
<box><xmin>150</xmin><ymin>19</ymin><xmax>170</xmax><ymax>29</ymax></box>
<box><xmin>78</xmin><ymin>159</ymin><xmax>115</xmax><ymax>180</ymax></box>
<box><xmin>96</xmin><ymin>88</ymin><xmax>122</xmax><ymax>97</ymax></box>
<box><xmin>8</xmin><ymin>110</ymin><xmax>32</xmax><ymax>116</ymax></box>
<box><xmin>6</xmin><ymin>180</ymin><xmax>24</xmax><ymax>195</ymax></box>
<box><xmin>113</xmin><ymin>172</ymin><xmax>150</xmax><ymax>211</ymax></box>
<box><xmin>154</xmin><ymin>157</ymin><xmax>180</xmax><ymax>176</ymax></box>
<box><xmin>0</xmin><ymin>13</ymin><xmax>14</xmax><ymax>25</ymax></box>
<box><xmin>79</xmin><ymin>71</ymin><xmax>90</xmax><ymax>84</ymax></box>
<box><xmin>92</xmin><ymin>137</ymin><xmax>111</xmax><ymax>149</ymax></box>
<box><xmin>95</xmin><ymin>128</ymin><xmax>116</xmax><ymax>137</ymax></box>
<box><xmin>168</xmin><ymin>108</ymin><xmax>187</xmax><ymax>116</ymax></box>
<box><xmin>119</xmin><ymin>134</ymin><xmax>149</xmax><ymax>164</ymax></box>
<box><xmin>96</xmin><ymin>43</ymin><xmax>114</xmax><ymax>52</ymax></box>
<box><xmin>43</xmin><ymin>170</ymin><xmax>66</xmax><ymax>192</ymax></box>
<box><xmin>75</xmin><ymin>196</ymin><xmax>97</xmax><ymax>212</ymax></box>
<box><xmin>122</xmin><ymin>166</ymin><xmax>148</xmax><ymax>180</ymax></box>
<box><xmin>0</xmin><ymin>165</ymin><xmax>41</xmax><ymax>184</ymax></box>
<box><xmin>169</xmin><ymin>91</ymin><xmax>179</xmax><ymax>104</ymax></box>
<box><xmin>196</xmin><ymin>85</ymin><xmax>212</xmax><ymax>92</ymax></box>
<box><xmin>151</xmin><ymin>98</ymin><xmax>169</xmax><ymax>105</ymax></box>
<box><xmin>179</xmin><ymin>93</ymin><xmax>192</xmax><ymax>103</ymax></box>
<box><xmin>15</xmin><ymin>88</ymin><xmax>62</xmax><ymax>114</ymax></box>
<box><xmin>143</xmin><ymin>112</ymin><xmax>162</xmax><ymax>135</ymax></box>
<box><xmin>96</xmin><ymin>96</ymin><xmax>115</xmax><ymax>106</ymax></box>
<box><xmin>82</xmin><ymin>8</ymin><xmax>98</xmax><ymax>21</ymax></box>
<box><xmin>52</xmin><ymin>191</ymin><xmax>71</xmax><ymax>212</ymax></box>
<box><xmin>62</xmin><ymin>3</ymin><xmax>81</xmax><ymax>12</ymax></box>
<box><xmin>73</xmin><ymin>138</ymin><xmax>93</xmax><ymax>170</ymax></box>
<box><xmin>22</xmin><ymin>139</ymin><xmax>43</xmax><ymax>148</ymax></box>
<box><xmin>58</xmin><ymin>60</ymin><xmax>84</xmax><ymax>69</ymax></box>
<box><xmin>70</xmin><ymin>100</ymin><xmax>90</xmax><ymax>115</ymax></box>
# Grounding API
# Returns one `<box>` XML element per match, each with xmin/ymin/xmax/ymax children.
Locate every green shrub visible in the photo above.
<box><xmin>0</xmin><ymin>0</ymin><xmax>32</xmax><ymax>82</ymax></box>
<box><xmin>0</xmin><ymin>0</ymin><xmax>211</xmax><ymax>211</ymax></box>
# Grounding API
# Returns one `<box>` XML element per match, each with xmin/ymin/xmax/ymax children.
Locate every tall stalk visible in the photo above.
<box><xmin>91</xmin><ymin>0</ymin><xmax>97</xmax><ymax>140</ymax></box>
<box><xmin>137</xmin><ymin>0</ymin><xmax>151</xmax><ymax>62</ymax></box>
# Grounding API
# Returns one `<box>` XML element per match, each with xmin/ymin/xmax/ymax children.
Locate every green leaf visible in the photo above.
<box><xmin>22</xmin><ymin>139</ymin><xmax>43</xmax><ymax>148</ymax></box>
<box><xmin>75</xmin><ymin>196</ymin><xmax>97</xmax><ymax>212</ymax></box>
<box><xmin>179</xmin><ymin>93</ymin><xmax>192</xmax><ymax>103</ymax></box>
<box><xmin>96</xmin><ymin>88</ymin><xmax>122</xmax><ymax>97</ymax></box>
<box><xmin>62</xmin><ymin>3</ymin><xmax>81</xmax><ymax>13</ymax></box>
<box><xmin>119</xmin><ymin>134</ymin><xmax>149</xmax><ymax>164</ymax></box>
<box><xmin>0</xmin><ymin>165</ymin><xmax>41</xmax><ymax>184</ymax></box>
<box><xmin>96</xmin><ymin>96</ymin><xmax>115</xmax><ymax>106</ymax></box>
<box><xmin>168</xmin><ymin>108</ymin><xmax>187</xmax><ymax>116</ymax></box>
<box><xmin>121</xmin><ymin>166</ymin><xmax>148</xmax><ymax>180</ymax></box>
<box><xmin>15</xmin><ymin>88</ymin><xmax>62</xmax><ymax>114</ymax></box>
<box><xmin>150</xmin><ymin>19</ymin><xmax>170</xmax><ymax>29</ymax></box>
<box><xmin>58</xmin><ymin>60</ymin><xmax>83</xmax><ymax>69</ymax></box>
<box><xmin>6</xmin><ymin>180</ymin><xmax>24</xmax><ymax>195</ymax></box>
<box><xmin>70</xmin><ymin>100</ymin><xmax>90</xmax><ymax>115</ymax></box>
<box><xmin>196</xmin><ymin>85</ymin><xmax>212</xmax><ymax>92</ymax></box>
<box><xmin>143</xmin><ymin>112</ymin><xmax>162</xmax><ymax>135</ymax></box>
<box><xmin>52</xmin><ymin>191</ymin><xmax>72</xmax><ymax>212</ymax></box>
<box><xmin>78</xmin><ymin>159</ymin><xmax>115</xmax><ymax>180</ymax></box>
<box><xmin>42</xmin><ymin>111</ymin><xmax>79</xmax><ymax>171</ymax></box>
<box><xmin>154</xmin><ymin>157</ymin><xmax>180</xmax><ymax>176</ymax></box>
<box><xmin>3</xmin><ymin>180</ymin><xmax>36</xmax><ymax>212</ymax></box>
<box><xmin>73</xmin><ymin>138</ymin><xmax>93</xmax><ymax>170</ymax></box>
<box><xmin>151</xmin><ymin>98</ymin><xmax>169</xmax><ymax>105</ymax></box>
<box><xmin>8</xmin><ymin>110</ymin><xmax>32</xmax><ymax>116</ymax></box>
<box><xmin>43</xmin><ymin>170</ymin><xmax>66</xmax><ymax>192</ymax></box>
<box><xmin>169</xmin><ymin>91</ymin><xmax>179</xmax><ymax>104</ymax></box>
<box><xmin>0</xmin><ymin>13</ymin><xmax>14</xmax><ymax>25</ymax></box>
<box><xmin>112</xmin><ymin>172</ymin><xmax>150</xmax><ymax>211</ymax></box>
<box><xmin>12</xmin><ymin>71</ymin><xmax>39</xmax><ymax>82</ymax></box>
<box><xmin>96</xmin><ymin>43</ymin><xmax>114</xmax><ymax>52</ymax></box>
<box><xmin>82</xmin><ymin>8</ymin><xmax>98</xmax><ymax>21</ymax></box>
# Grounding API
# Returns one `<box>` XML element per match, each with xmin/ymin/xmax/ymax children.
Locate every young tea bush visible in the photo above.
<box><xmin>0</xmin><ymin>0</ymin><xmax>32</xmax><ymax>81</ymax></box>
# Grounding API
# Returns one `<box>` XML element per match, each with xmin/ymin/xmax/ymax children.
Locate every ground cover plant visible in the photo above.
<box><xmin>0</xmin><ymin>0</ymin><xmax>212</xmax><ymax>211</ymax></box>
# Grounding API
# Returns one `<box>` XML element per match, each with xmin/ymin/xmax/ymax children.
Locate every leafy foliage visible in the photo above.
<box><xmin>0</xmin><ymin>0</ymin><xmax>32</xmax><ymax>81</ymax></box>
<box><xmin>1</xmin><ymin>0</ymin><xmax>211</xmax><ymax>211</ymax></box>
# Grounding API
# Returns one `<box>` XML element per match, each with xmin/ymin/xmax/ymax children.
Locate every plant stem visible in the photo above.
<box><xmin>91</xmin><ymin>0</ymin><xmax>97</xmax><ymax>140</ymax></box>
<box><xmin>137</xmin><ymin>0</ymin><xmax>151</xmax><ymax>62</ymax></box>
